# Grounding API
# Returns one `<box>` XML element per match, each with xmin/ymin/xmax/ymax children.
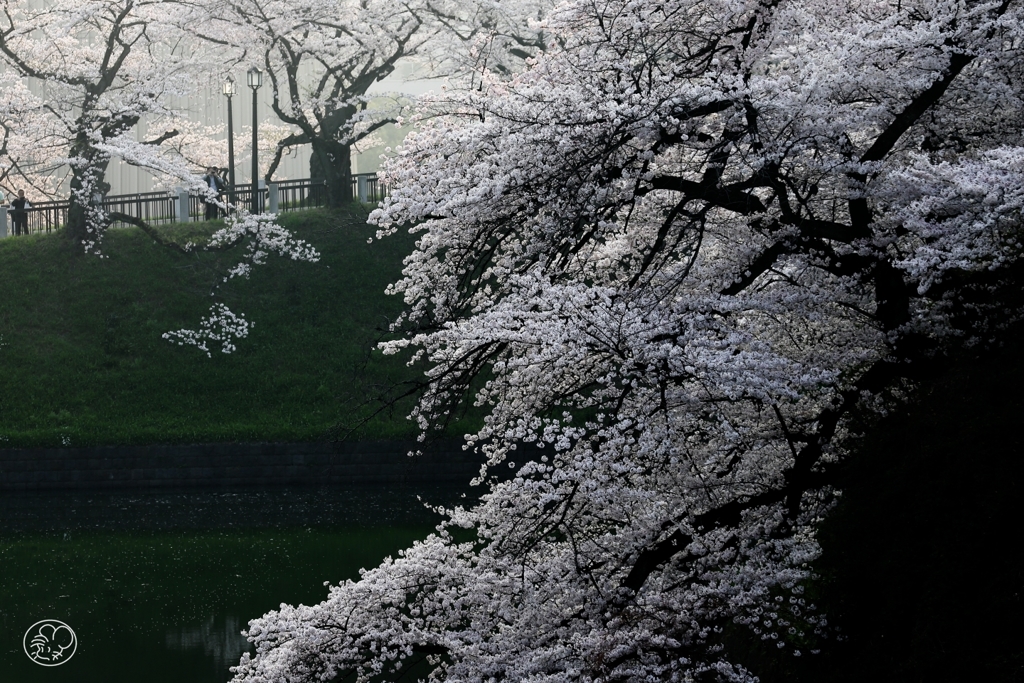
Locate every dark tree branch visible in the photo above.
<box><xmin>141</xmin><ymin>129</ymin><xmax>179</xmax><ymax>146</ymax></box>
<box><xmin>620</xmin><ymin>357</ymin><xmax>907</xmax><ymax>595</ymax></box>
<box><xmin>649</xmin><ymin>176</ymin><xmax>767</xmax><ymax>215</ymax></box>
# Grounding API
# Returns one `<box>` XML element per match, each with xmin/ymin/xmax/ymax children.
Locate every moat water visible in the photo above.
<box><xmin>0</xmin><ymin>485</ymin><xmax>467</xmax><ymax>683</ymax></box>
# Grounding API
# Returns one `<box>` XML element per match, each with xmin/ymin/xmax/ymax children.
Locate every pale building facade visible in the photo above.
<box><xmin>104</xmin><ymin>79</ymin><xmax>313</xmax><ymax>196</ymax></box>
<box><xmin>15</xmin><ymin>37</ymin><xmax>434</xmax><ymax>199</ymax></box>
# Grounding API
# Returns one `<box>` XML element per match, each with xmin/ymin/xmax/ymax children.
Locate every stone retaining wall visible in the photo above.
<box><xmin>0</xmin><ymin>440</ymin><xmax>483</xmax><ymax>491</ymax></box>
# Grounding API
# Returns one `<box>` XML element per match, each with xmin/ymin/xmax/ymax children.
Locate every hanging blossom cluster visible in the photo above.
<box><xmin>160</xmin><ymin>211</ymin><xmax>320</xmax><ymax>354</ymax></box>
<box><xmin>94</xmin><ymin>132</ymin><xmax>322</xmax><ymax>352</ymax></box>
<box><xmin>163</xmin><ymin>303</ymin><xmax>253</xmax><ymax>357</ymax></box>
<box><xmin>232</xmin><ymin>0</ymin><xmax>1023</xmax><ymax>681</ymax></box>
<box><xmin>208</xmin><ymin>212</ymin><xmax>322</xmax><ymax>281</ymax></box>
<box><xmin>67</xmin><ymin>163</ymin><xmax>113</xmax><ymax>255</ymax></box>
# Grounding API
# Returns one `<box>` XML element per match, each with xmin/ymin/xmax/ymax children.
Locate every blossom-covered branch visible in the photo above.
<box><xmin>234</xmin><ymin>0</ymin><xmax>1022</xmax><ymax>680</ymax></box>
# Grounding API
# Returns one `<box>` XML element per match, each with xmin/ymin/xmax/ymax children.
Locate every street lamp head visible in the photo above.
<box><xmin>222</xmin><ymin>76</ymin><xmax>236</xmax><ymax>97</ymax></box>
<box><xmin>246</xmin><ymin>67</ymin><xmax>263</xmax><ymax>90</ymax></box>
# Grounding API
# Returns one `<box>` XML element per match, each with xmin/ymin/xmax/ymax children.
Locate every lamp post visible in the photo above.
<box><xmin>222</xmin><ymin>76</ymin><xmax>237</xmax><ymax>210</ymax></box>
<box><xmin>247</xmin><ymin>66</ymin><xmax>263</xmax><ymax>214</ymax></box>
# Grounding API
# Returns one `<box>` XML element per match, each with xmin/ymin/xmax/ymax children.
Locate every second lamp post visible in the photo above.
<box><xmin>222</xmin><ymin>76</ymin><xmax>237</xmax><ymax>210</ymax></box>
<box><xmin>247</xmin><ymin>66</ymin><xmax>263</xmax><ymax>214</ymax></box>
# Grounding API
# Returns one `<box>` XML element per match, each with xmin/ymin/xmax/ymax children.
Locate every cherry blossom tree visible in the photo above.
<box><xmin>194</xmin><ymin>0</ymin><xmax>427</xmax><ymax>207</ymax></box>
<box><xmin>0</xmin><ymin>0</ymin><xmax>220</xmax><ymax>247</ymax></box>
<box><xmin>418</xmin><ymin>0</ymin><xmax>553</xmax><ymax>86</ymax></box>
<box><xmin>234</xmin><ymin>0</ymin><xmax>1023</xmax><ymax>681</ymax></box>
<box><xmin>0</xmin><ymin>0</ymin><xmax>321</xmax><ymax>349</ymax></box>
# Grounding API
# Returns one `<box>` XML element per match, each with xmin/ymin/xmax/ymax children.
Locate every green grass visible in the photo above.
<box><xmin>0</xmin><ymin>207</ymin><xmax>431</xmax><ymax>447</ymax></box>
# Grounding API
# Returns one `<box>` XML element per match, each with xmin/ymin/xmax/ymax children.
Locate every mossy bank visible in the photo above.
<box><xmin>0</xmin><ymin>208</ymin><xmax>426</xmax><ymax>448</ymax></box>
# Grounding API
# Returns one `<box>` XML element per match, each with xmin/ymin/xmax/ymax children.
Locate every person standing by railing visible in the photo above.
<box><xmin>11</xmin><ymin>190</ymin><xmax>29</xmax><ymax>236</ymax></box>
<box><xmin>201</xmin><ymin>167</ymin><xmax>226</xmax><ymax>221</ymax></box>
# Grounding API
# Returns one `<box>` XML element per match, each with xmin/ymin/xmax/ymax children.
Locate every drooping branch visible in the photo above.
<box><xmin>620</xmin><ymin>357</ymin><xmax>909</xmax><ymax>596</ymax></box>
<box><xmin>264</xmin><ymin>131</ymin><xmax>309</xmax><ymax>181</ymax></box>
<box><xmin>106</xmin><ymin>212</ymin><xmax>191</xmax><ymax>253</ymax></box>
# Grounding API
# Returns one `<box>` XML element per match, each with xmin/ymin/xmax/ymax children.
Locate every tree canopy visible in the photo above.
<box><xmin>195</xmin><ymin>0</ymin><xmax>427</xmax><ymax>206</ymax></box>
<box><xmin>0</xmin><ymin>0</ymin><xmax>323</xmax><ymax>346</ymax></box>
<box><xmin>0</xmin><ymin>0</ymin><xmax>211</xmax><ymax>246</ymax></box>
<box><xmin>232</xmin><ymin>0</ymin><xmax>1024</xmax><ymax>681</ymax></box>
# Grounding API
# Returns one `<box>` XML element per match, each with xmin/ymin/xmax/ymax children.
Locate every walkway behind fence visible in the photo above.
<box><xmin>2</xmin><ymin>174</ymin><xmax>387</xmax><ymax>237</ymax></box>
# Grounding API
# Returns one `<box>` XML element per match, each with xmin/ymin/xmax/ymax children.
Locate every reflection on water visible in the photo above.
<box><xmin>0</xmin><ymin>484</ymin><xmax>471</xmax><ymax>683</ymax></box>
<box><xmin>0</xmin><ymin>484</ymin><xmax>469</xmax><ymax>532</ymax></box>
<box><xmin>166</xmin><ymin>615</ymin><xmax>251</xmax><ymax>671</ymax></box>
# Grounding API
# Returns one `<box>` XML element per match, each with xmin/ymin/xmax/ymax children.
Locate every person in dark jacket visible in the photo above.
<box><xmin>10</xmin><ymin>190</ymin><xmax>29</xmax><ymax>236</ymax></box>
<box><xmin>201</xmin><ymin>167</ymin><xmax>226</xmax><ymax>220</ymax></box>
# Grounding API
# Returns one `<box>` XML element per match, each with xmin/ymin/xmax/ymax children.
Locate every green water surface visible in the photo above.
<box><xmin>0</xmin><ymin>487</ymin><xmax>457</xmax><ymax>683</ymax></box>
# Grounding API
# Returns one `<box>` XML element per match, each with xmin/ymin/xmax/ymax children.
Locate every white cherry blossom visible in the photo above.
<box><xmin>230</xmin><ymin>0</ymin><xmax>1021</xmax><ymax>680</ymax></box>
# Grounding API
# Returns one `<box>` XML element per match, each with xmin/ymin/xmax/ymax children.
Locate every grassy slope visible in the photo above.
<box><xmin>0</xmin><ymin>208</ymin><xmax>426</xmax><ymax>447</ymax></box>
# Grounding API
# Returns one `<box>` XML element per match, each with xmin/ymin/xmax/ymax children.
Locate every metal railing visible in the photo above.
<box><xmin>350</xmin><ymin>174</ymin><xmax>387</xmax><ymax>203</ymax></box>
<box><xmin>277</xmin><ymin>178</ymin><xmax>326</xmax><ymax>213</ymax></box>
<box><xmin>6</xmin><ymin>174</ymin><xmax>385</xmax><ymax>237</ymax></box>
<box><xmin>104</xmin><ymin>191</ymin><xmax>178</xmax><ymax>226</ymax></box>
<box><xmin>20</xmin><ymin>200</ymin><xmax>68</xmax><ymax>235</ymax></box>
<box><xmin>190</xmin><ymin>186</ymin><xmax>268</xmax><ymax>219</ymax></box>
<box><xmin>277</xmin><ymin>176</ymin><xmax>388</xmax><ymax>213</ymax></box>
<box><xmin>16</xmin><ymin>192</ymin><xmax>180</xmax><ymax>236</ymax></box>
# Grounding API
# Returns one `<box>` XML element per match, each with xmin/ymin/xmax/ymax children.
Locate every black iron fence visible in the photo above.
<box><xmin>277</xmin><ymin>178</ymin><xmax>325</xmax><ymax>213</ymax></box>
<box><xmin>275</xmin><ymin>176</ymin><xmax>388</xmax><ymax>213</ymax></box>
<box><xmin>189</xmin><ymin>186</ymin><xmax>268</xmax><ymax>220</ymax></box>
<box><xmin>104</xmin><ymin>191</ymin><xmax>178</xmax><ymax>226</ymax></box>
<box><xmin>20</xmin><ymin>200</ymin><xmax>68</xmax><ymax>235</ymax></box>
<box><xmin>8</xmin><ymin>174</ymin><xmax>386</xmax><ymax>237</ymax></box>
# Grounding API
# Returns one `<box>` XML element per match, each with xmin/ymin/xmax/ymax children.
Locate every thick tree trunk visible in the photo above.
<box><xmin>65</xmin><ymin>132</ymin><xmax>112</xmax><ymax>245</ymax></box>
<box><xmin>309</xmin><ymin>140</ymin><xmax>352</xmax><ymax>208</ymax></box>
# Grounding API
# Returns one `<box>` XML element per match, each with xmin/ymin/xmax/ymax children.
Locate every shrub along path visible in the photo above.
<box><xmin>0</xmin><ymin>208</ymin><xmax>428</xmax><ymax>448</ymax></box>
